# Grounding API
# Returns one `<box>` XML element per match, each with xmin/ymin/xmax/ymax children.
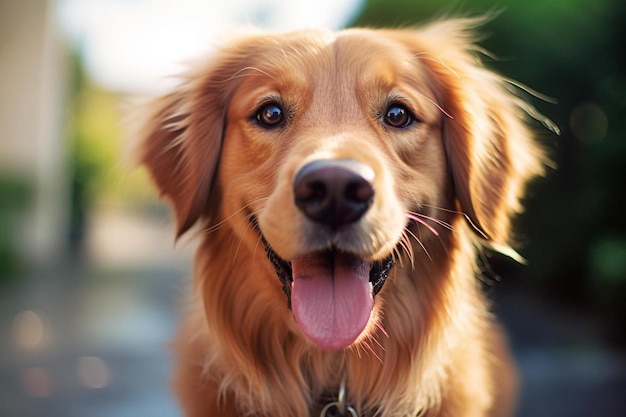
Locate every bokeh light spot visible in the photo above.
<box><xmin>12</xmin><ymin>310</ymin><xmax>51</xmax><ymax>350</ymax></box>
<box><xmin>21</xmin><ymin>367</ymin><xmax>54</xmax><ymax>398</ymax></box>
<box><xmin>76</xmin><ymin>356</ymin><xmax>111</xmax><ymax>389</ymax></box>
<box><xmin>569</xmin><ymin>101</ymin><xmax>608</xmax><ymax>144</ymax></box>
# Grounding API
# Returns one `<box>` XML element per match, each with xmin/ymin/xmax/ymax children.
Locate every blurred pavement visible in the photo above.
<box><xmin>1</xmin><ymin>208</ymin><xmax>625</xmax><ymax>417</ymax></box>
<box><xmin>0</xmin><ymin>208</ymin><xmax>190</xmax><ymax>417</ymax></box>
<box><xmin>497</xmin><ymin>290</ymin><xmax>626</xmax><ymax>417</ymax></box>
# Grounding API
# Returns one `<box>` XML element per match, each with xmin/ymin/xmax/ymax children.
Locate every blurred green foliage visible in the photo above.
<box><xmin>67</xmin><ymin>55</ymin><xmax>156</xmax><ymax>247</ymax></box>
<box><xmin>67</xmin><ymin>56</ymin><xmax>121</xmax><ymax>245</ymax></box>
<box><xmin>0</xmin><ymin>175</ymin><xmax>33</xmax><ymax>280</ymax></box>
<box><xmin>352</xmin><ymin>1</ymin><xmax>626</xmax><ymax>327</ymax></box>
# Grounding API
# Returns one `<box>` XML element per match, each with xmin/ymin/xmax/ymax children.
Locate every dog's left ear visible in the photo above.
<box><xmin>437</xmin><ymin>64</ymin><xmax>543</xmax><ymax>245</ymax></box>
<box><xmin>407</xmin><ymin>19</ymin><xmax>547</xmax><ymax>245</ymax></box>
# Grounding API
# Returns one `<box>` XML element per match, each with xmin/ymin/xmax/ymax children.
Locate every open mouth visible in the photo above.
<box><xmin>259</xmin><ymin>232</ymin><xmax>394</xmax><ymax>350</ymax></box>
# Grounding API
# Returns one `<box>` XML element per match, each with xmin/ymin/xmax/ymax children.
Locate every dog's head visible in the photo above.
<box><xmin>139</xmin><ymin>19</ymin><xmax>543</xmax><ymax>351</ymax></box>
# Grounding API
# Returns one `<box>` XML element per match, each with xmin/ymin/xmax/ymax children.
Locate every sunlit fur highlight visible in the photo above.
<box><xmin>138</xmin><ymin>18</ymin><xmax>544</xmax><ymax>417</ymax></box>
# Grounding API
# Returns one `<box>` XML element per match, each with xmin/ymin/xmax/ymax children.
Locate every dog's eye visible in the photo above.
<box><xmin>256</xmin><ymin>103</ymin><xmax>284</xmax><ymax>128</ymax></box>
<box><xmin>384</xmin><ymin>103</ymin><xmax>413</xmax><ymax>128</ymax></box>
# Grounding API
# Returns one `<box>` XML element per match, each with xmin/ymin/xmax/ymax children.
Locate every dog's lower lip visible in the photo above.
<box><xmin>261</xmin><ymin>233</ymin><xmax>294</xmax><ymax>302</ymax></box>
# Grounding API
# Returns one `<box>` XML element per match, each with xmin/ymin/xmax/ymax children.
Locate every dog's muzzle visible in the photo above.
<box><xmin>256</xmin><ymin>158</ymin><xmax>394</xmax><ymax>350</ymax></box>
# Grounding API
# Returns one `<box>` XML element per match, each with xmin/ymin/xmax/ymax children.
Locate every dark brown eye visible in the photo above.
<box><xmin>384</xmin><ymin>103</ymin><xmax>413</xmax><ymax>128</ymax></box>
<box><xmin>256</xmin><ymin>103</ymin><xmax>284</xmax><ymax>128</ymax></box>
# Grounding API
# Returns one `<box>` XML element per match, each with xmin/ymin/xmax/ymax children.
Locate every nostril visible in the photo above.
<box><xmin>293</xmin><ymin>159</ymin><xmax>375</xmax><ymax>228</ymax></box>
<box><xmin>346</xmin><ymin>179</ymin><xmax>374</xmax><ymax>203</ymax></box>
<box><xmin>294</xmin><ymin>179</ymin><xmax>327</xmax><ymax>202</ymax></box>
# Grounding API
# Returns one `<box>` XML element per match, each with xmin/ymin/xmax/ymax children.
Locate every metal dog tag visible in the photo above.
<box><xmin>320</xmin><ymin>402</ymin><xmax>359</xmax><ymax>417</ymax></box>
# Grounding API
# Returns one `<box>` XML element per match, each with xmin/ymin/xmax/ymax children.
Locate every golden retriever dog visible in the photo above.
<box><xmin>137</xmin><ymin>18</ymin><xmax>548</xmax><ymax>417</ymax></box>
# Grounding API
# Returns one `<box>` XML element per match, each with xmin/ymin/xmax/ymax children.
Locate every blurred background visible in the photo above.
<box><xmin>0</xmin><ymin>0</ymin><xmax>624</xmax><ymax>416</ymax></box>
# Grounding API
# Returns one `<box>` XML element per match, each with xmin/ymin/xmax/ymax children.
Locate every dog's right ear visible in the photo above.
<box><xmin>137</xmin><ymin>49</ymin><xmax>244</xmax><ymax>237</ymax></box>
<box><xmin>137</xmin><ymin>89</ymin><xmax>216</xmax><ymax>237</ymax></box>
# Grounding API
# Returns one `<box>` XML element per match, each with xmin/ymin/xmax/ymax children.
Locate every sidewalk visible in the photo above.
<box><xmin>0</xmin><ymin>207</ymin><xmax>189</xmax><ymax>417</ymax></box>
<box><xmin>497</xmin><ymin>290</ymin><xmax>626</xmax><ymax>417</ymax></box>
<box><xmin>0</xmin><ymin>208</ymin><xmax>624</xmax><ymax>416</ymax></box>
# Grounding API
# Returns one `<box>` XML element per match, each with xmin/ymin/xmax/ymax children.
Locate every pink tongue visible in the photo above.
<box><xmin>291</xmin><ymin>252</ymin><xmax>373</xmax><ymax>350</ymax></box>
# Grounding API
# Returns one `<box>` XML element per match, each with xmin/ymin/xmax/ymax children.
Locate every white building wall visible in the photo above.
<box><xmin>0</xmin><ymin>0</ymin><xmax>70</xmax><ymax>263</ymax></box>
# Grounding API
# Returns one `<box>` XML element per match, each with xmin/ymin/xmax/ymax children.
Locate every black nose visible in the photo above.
<box><xmin>293</xmin><ymin>159</ymin><xmax>375</xmax><ymax>228</ymax></box>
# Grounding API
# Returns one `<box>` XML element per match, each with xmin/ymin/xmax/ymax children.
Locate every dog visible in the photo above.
<box><xmin>137</xmin><ymin>17</ymin><xmax>548</xmax><ymax>417</ymax></box>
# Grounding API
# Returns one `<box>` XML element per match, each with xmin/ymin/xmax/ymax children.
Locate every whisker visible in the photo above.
<box><xmin>370</xmin><ymin>332</ymin><xmax>385</xmax><ymax>352</ymax></box>
<box><xmin>405</xmin><ymin>228</ymin><xmax>432</xmax><ymax>262</ymax></box>
<box><xmin>204</xmin><ymin>198</ymin><xmax>269</xmax><ymax>234</ymax></box>
<box><xmin>391</xmin><ymin>246</ymin><xmax>402</xmax><ymax>267</ymax></box>
<box><xmin>230</xmin><ymin>239</ymin><xmax>243</xmax><ymax>267</ymax></box>
<box><xmin>229</xmin><ymin>218</ymin><xmax>253</xmax><ymax>268</ymax></box>
<box><xmin>375</xmin><ymin>321</ymin><xmax>389</xmax><ymax>339</ymax></box>
<box><xmin>391</xmin><ymin>246</ymin><xmax>402</xmax><ymax>268</ymax></box>
<box><xmin>396</xmin><ymin>234</ymin><xmax>412</xmax><ymax>267</ymax></box>
<box><xmin>409</xmin><ymin>211</ymin><xmax>454</xmax><ymax>232</ymax></box>
<box><xmin>361</xmin><ymin>340</ymin><xmax>384</xmax><ymax>364</ymax></box>
<box><xmin>420</xmin><ymin>204</ymin><xmax>489</xmax><ymax>240</ymax></box>
<box><xmin>365</xmin><ymin>334</ymin><xmax>386</xmax><ymax>363</ymax></box>
<box><xmin>392</xmin><ymin>244</ymin><xmax>408</xmax><ymax>267</ymax></box>
<box><xmin>352</xmin><ymin>344</ymin><xmax>364</xmax><ymax>360</ymax></box>
<box><xmin>251</xmin><ymin>216</ymin><xmax>265</xmax><ymax>261</ymax></box>
<box><xmin>400</xmin><ymin>232</ymin><xmax>416</xmax><ymax>268</ymax></box>
<box><xmin>406</xmin><ymin>212</ymin><xmax>439</xmax><ymax>236</ymax></box>
<box><xmin>420</xmin><ymin>204</ymin><xmax>460</xmax><ymax>215</ymax></box>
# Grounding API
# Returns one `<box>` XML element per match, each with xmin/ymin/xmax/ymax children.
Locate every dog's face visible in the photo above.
<box><xmin>217</xmin><ymin>30</ymin><xmax>451</xmax><ymax>349</ymax></box>
<box><xmin>140</xmin><ymin>24</ymin><xmax>542</xmax><ymax>351</ymax></box>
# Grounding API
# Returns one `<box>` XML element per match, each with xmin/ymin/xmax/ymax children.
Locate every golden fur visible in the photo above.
<box><xmin>138</xmin><ymin>18</ymin><xmax>545</xmax><ymax>417</ymax></box>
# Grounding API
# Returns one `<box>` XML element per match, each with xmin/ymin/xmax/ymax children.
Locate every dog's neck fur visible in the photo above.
<box><xmin>178</xmin><ymin>214</ymin><xmax>494</xmax><ymax>417</ymax></box>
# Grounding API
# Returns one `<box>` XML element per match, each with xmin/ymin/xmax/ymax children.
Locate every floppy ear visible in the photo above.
<box><xmin>137</xmin><ymin>47</ymin><xmax>248</xmax><ymax>237</ymax></box>
<box><xmin>410</xmin><ymin>19</ymin><xmax>546</xmax><ymax>245</ymax></box>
